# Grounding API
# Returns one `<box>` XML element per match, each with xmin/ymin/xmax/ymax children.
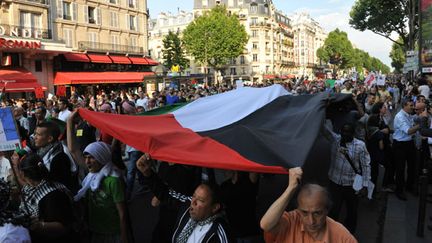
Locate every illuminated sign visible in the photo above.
<box><xmin>0</xmin><ymin>38</ymin><xmax>42</xmax><ymax>49</ymax></box>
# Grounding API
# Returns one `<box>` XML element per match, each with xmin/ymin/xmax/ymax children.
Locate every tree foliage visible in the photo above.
<box><xmin>349</xmin><ymin>0</ymin><xmax>417</xmax><ymax>49</ymax></box>
<box><xmin>162</xmin><ymin>31</ymin><xmax>190</xmax><ymax>72</ymax></box>
<box><xmin>389</xmin><ymin>37</ymin><xmax>406</xmax><ymax>73</ymax></box>
<box><xmin>317</xmin><ymin>28</ymin><xmax>391</xmax><ymax>74</ymax></box>
<box><xmin>182</xmin><ymin>6</ymin><xmax>248</xmax><ymax>70</ymax></box>
<box><xmin>317</xmin><ymin>29</ymin><xmax>354</xmax><ymax>71</ymax></box>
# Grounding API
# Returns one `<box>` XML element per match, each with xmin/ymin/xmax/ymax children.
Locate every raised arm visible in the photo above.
<box><xmin>260</xmin><ymin>167</ymin><xmax>303</xmax><ymax>232</ymax></box>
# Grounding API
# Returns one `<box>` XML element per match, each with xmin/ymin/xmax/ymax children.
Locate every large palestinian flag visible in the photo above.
<box><xmin>78</xmin><ymin>85</ymin><xmax>352</xmax><ymax>174</ymax></box>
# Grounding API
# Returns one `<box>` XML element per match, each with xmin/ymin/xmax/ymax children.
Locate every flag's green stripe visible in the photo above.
<box><xmin>136</xmin><ymin>102</ymin><xmax>189</xmax><ymax>116</ymax></box>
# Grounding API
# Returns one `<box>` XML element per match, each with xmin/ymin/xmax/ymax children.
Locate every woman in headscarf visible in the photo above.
<box><xmin>17</xmin><ymin>153</ymin><xmax>76</xmax><ymax>243</ymax></box>
<box><xmin>74</xmin><ymin>141</ymin><xmax>129</xmax><ymax>243</ymax></box>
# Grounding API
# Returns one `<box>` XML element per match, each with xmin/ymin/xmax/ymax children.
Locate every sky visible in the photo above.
<box><xmin>147</xmin><ymin>0</ymin><xmax>393</xmax><ymax>68</ymax></box>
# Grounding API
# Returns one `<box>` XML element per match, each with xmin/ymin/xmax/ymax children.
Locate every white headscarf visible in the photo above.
<box><xmin>74</xmin><ymin>142</ymin><xmax>123</xmax><ymax>201</ymax></box>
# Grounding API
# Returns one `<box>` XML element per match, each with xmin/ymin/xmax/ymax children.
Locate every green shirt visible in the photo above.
<box><xmin>87</xmin><ymin>176</ymin><xmax>125</xmax><ymax>234</ymax></box>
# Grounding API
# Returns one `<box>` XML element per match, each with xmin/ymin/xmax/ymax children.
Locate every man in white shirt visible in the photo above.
<box><xmin>418</xmin><ymin>77</ymin><xmax>430</xmax><ymax>100</ymax></box>
<box><xmin>58</xmin><ymin>98</ymin><xmax>71</xmax><ymax>122</ymax></box>
<box><xmin>135</xmin><ymin>91</ymin><xmax>148</xmax><ymax>111</ymax></box>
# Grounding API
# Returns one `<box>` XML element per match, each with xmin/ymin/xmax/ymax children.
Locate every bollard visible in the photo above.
<box><xmin>416</xmin><ymin>171</ymin><xmax>428</xmax><ymax>237</ymax></box>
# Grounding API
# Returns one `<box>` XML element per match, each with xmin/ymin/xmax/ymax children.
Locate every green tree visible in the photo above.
<box><xmin>162</xmin><ymin>31</ymin><xmax>190</xmax><ymax>72</ymax></box>
<box><xmin>317</xmin><ymin>29</ymin><xmax>355</xmax><ymax>73</ymax></box>
<box><xmin>349</xmin><ymin>0</ymin><xmax>418</xmax><ymax>50</ymax></box>
<box><xmin>389</xmin><ymin>37</ymin><xmax>406</xmax><ymax>73</ymax></box>
<box><xmin>182</xmin><ymin>6</ymin><xmax>248</xmax><ymax>84</ymax></box>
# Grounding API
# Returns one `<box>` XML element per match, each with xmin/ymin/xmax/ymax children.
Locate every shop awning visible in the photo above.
<box><xmin>63</xmin><ymin>53</ymin><xmax>90</xmax><ymax>62</ymax></box>
<box><xmin>263</xmin><ymin>75</ymin><xmax>277</xmax><ymax>79</ymax></box>
<box><xmin>110</xmin><ymin>55</ymin><xmax>132</xmax><ymax>64</ymax></box>
<box><xmin>128</xmin><ymin>56</ymin><xmax>148</xmax><ymax>65</ymax></box>
<box><xmin>54</xmin><ymin>72</ymin><xmax>155</xmax><ymax>85</ymax></box>
<box><xmin>0</xmin><ymin>68</ymin><xmax>46</xmax><ymax>92</ymax></box>
<box><xmin>145</xmin><ymin>57</ymin><xmax>159</xmax><ymax>66</ymax></box>
<box><xmin>87</xmin><ymin>54</ymin><xmax>112</xmax><ymax>64</ymax></box>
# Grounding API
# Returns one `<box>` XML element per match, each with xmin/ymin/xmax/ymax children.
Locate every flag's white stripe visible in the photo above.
<box><xmin>172</xmin><ymin>84</ymin><xmax>290</xmax><ymax>132</ymax></box>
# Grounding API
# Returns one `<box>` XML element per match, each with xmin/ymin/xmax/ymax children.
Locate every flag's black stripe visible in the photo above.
<box><xmin>198</xmin><ymin>93</ymin><xmax>352</xmax><ymax>169</ymax></box>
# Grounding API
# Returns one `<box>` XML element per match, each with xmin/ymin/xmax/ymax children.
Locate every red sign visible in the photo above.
<box><xmin>0</xmin><ymin>38</ymin><xmax>41</xmax><ymax>49</ymax></box>
<box><xmin>56</xmin><ymin>85</ymin><xmax>66</xmax><ymax>97</ymax></box>
<box><xmin>35</xmin><ymin>87</ymin><xmax>44</xmax><ymax>98</ymax></box>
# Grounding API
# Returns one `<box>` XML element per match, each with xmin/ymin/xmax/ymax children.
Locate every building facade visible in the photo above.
<box><xmin>290</xmin><ymin>12</ymin><xmax>327</xmax><ymax>78</ymax></box>
<box><xmin>148</xmin><ymin>10</ymin><xmax>196</xmax><ymax>74</ymax></box>
<box><xmin>0</xmin><ymin>0</ymin><xmax>71</xmax><ymax>96</ymax></box>
<box><xmin>0</xmin><ymin>0</ymin><xmax>152</xmax><ymax>96</ymax></box>
<box><xmin>193</xmin><ymin>0</ymin><xmax>295</xmax><ymax>83</ymax></box>
<box><xmin>53</xmin><ymin>0</ymin><xmax>149</xmax><ymax>55</ymax></box>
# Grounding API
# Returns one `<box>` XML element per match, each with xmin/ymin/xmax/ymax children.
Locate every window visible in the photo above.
<box><xmin>20</xmin><ymin>12</ymin><xmax>42</xmax><ymax>29</ymax></box>
<box><xmin>240</xmin><ymin>56</ymin><xmax>245</xmax><ymax>64</ymax></box>
<box><xmin>128</xmin><ymin>0</ymin><xmax>136</xmax><ymax>8</ymax></box>
<box><xmin>250</xmin><ymin>3</ymin><xmax>258</xmax><ymax>13</ymax></box>
<box><xmin>252</xmin><ymin>65</ymin><xmax>259</xmax><ymax>73</ymax></box>
<box><xmin>265</xmin><ymin>66</ymin><xmax>270</xmax><ymax>73</ymax></box>
<box><xmin>230</xmin><ymin>68</ymin><xmax>236</xmax><ymax>75</ymax></box>
<box><xmin>251</xmin><ymin>17</ymin><xmax>257</xmax><ymax>24</ymax></box>
<box><xmin>252</xmin><ymin>30</ymin><xmax>258</xmax><ymax>37</ymax></box>
<box><xmin>35</xmin><ymin>60</ymin><xmax>42</xmax><ymax>72</ymax></box>
<box><xmin>253</xmin><ymin>54</ymin><xmax>258</xmax><ymax>62</ymax></box>
<box><xmin>228</xmin><ymin>0</ymin><xmax>234</xmax><ymax>7</ymax></box>
<box><xmin>252</xmin><ymin>42</ymin><xmax>258</xmax><ymax>49</ymax></box>
<box><xmin>241</xmin><ymin>67</ymin><xmax>246</xmax><ymax>74</ymax></box>
<box><xmin>264</xmin><ymin>4</ymin><xmax>269</xmax><ymax>14</ymax></box>
<box><xmin>1</xmin><ymin>53</ymin><xmax>20</xmax><ymax>67</ymax></box>
<box><xmin>110</xmin><ymin>12</ymin><xmax>119</xmax><ymax>27</ymax></box>
<box><xmin>129</xmin><ymin>15</ymin><xmax>137</xmax><ymax>31</ymax></box>
<box><xmin>87</xmin><ymin>32</ymin><xmax>98</xmax><ymax>48</ymax></box>
<box><xmin>230</xmin><ymin>58</ymin><xmax>236</xmax><ymax>65</ymax></box>
<box><xmin>88</xmin><ymin>7</ymin><xmax>96</xmax><ymax>24</ymax></box>
<box><xmin>130</xmin><ymin>36</ymin><xmax>138</xmax><ymax>52</ymax></box>
<box><xmin>63</xmin><ymin>28</ymin><xmax>73</xmax><ymax>47</ymax></box>
<box><xmin>109</xmin><ymin>0</ymin><xmax>117</xmax><ymax>4</ymax></box>
<box><xmin>63</xmin><ymin>2</ymin><xmax>72</xmax><ymax>20</ymax></box>
<box><xmin>111</xmin><ymin>35</ymin><xmax>119</xmax><ymax>50</ymax></box>
<box><xmin>202</xmin><ymin>0</ymin><xmax>208</xmax><ymax>7</ymax></box>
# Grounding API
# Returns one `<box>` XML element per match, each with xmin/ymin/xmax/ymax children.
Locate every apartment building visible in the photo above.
<box><xmin>192</xmin><ymin>0</ymin><xmax>295</xmax><ymax>83</ymax></box>
<box><xmin>291</xmin><ymin>12</ymin><xmax>327</xmax><ymax>78</ymax></box>
<box><xmin>0</xmin><ymin>0</ymin><xmax>71</xmax><ymax>95</ymax></box>
<box><xmin>148</xmin><ymin>10</ymin><xmax>195</xmax><ymax>74</ymax></box>
<box><xmin>53</xmin><ymin>0</ymin><xmax>148</xmax><ymax>55</ymax></box>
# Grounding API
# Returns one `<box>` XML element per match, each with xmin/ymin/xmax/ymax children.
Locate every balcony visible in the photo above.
<box><xmin>250</xmin><ymin>22</ymin><xmax>272</xmax><ymax>28</ymax></box>
<box><xmin>78</xmin><ymin>41</ymin><xmax>144</xmax><ymax>55</ymax></box>
<box><xmin>24</xmin><ymin>0</ymin><xmax>50</xmax><ymax>4</ymax></box>
<box><xmin>0</xmin><ymin>24</ymin><xmax>52</xmax><ymax>39</ymax></box>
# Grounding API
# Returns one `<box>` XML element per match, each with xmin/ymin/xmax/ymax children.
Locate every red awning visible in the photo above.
<box><xmin>263</xmin><ymin>75</ymin><xmax>277</xmax><ymax>79</ymax></box>
<box><xmin>128</xmin><ymin>57</ymin><xmax>148</xmax><ymax>65</ymax></box>
<box><xmin>63</xmin><ymin>53</ymin><xmax>90</xmax><ymax>62</ymax></box>
<box><xmin>87</xmin><ymin>54</ymin><xmax>112</xmax><ymax>64</ymax></box>
<box><xmin>0</xmin><ymin>68</ymin><xmax>45</xmax><ymax>92</ymax></box>
<box><xmin>144</xmin><ymin>57</ymin><xmax>159</xmax><ymax>66</ymax></box>
<box><xmin>109</xmin><ymin>55</ymin><xmax>132</xmax><ymax>64</ymax></box>
<box><xmin>54</xmin><ymin>72</ymin><xmax>155</xmax><ymax>85</ymax></box>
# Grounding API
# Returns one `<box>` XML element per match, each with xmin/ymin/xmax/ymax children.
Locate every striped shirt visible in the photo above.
<box><xmin>328</xmin><ymin>135</ymin><xmax>371</xmax><ymax>187</ymax></box>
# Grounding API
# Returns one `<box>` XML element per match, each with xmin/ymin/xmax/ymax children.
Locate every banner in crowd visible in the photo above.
<box><xmin>79</xmin><ymin>85</ymin><xmax>353</xmax><ymax>175</ymax></box>
<box><xmin>421</xmin><ymin>0</ymin><xmax>432</xmax><ymax>68</ymax></box>
<box><xmin>0</xmin><ymin>107</ymin><xmax>20</xmax><ymax>151</ymax></box>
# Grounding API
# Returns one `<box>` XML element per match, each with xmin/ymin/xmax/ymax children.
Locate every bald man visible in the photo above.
<box><xmin>260</xmin><ymin>168</ymin><xmax>357</xmax><ymax>243</ymax></box>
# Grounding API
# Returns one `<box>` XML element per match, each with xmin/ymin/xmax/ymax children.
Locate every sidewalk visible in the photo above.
<box><xmin>383</xmin><ymin>187</ymin><xmax>432</xmax><ymax>243</ymax></box>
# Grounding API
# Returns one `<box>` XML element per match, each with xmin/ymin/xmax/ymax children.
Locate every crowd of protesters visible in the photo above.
<box><xmin>0</xmin><ymin>75</ymin><xmax>431</xmax><ymax>243</ymax></box>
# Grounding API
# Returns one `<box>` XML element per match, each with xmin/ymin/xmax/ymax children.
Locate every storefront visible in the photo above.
<box><xmin>0</xmin><ymin>24</ymin><xmax>71</xmax><ymax>98</ymax></box>
<box><xmin>53</xmin><ymin>53</ymin><xmax>158</xmax><ymax>96</ymax></box>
